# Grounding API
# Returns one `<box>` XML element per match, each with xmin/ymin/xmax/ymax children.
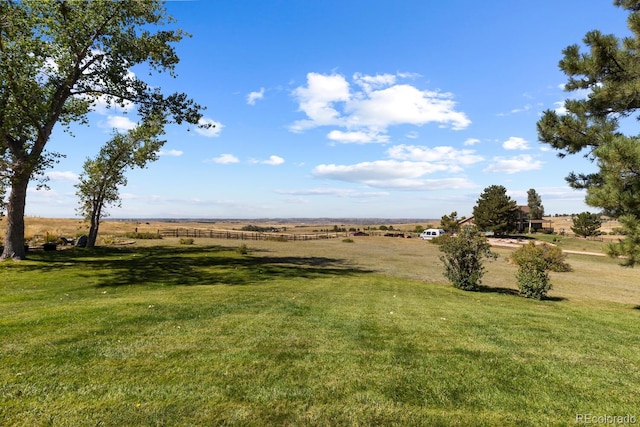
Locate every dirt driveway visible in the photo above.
<box><xmin>487</xmin><ymin>238</ymin><xmax>605</xmax><ymax>256</ymax></box>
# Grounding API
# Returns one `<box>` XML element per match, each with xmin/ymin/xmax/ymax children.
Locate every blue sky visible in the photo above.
<box><xmin>30</xmin><ymin>0</ymin><xmax>629</xmax><ymax>219</ymax></box>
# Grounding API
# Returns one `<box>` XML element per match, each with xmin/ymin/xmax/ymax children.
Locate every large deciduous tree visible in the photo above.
<box><xmin>76</xmin><ymin>117</ymin><xmax>165</xmax><ymax>248</ymax></box>
<box><xmin>536</xmin><ymin>0</ymin><xmax>640</xmax><ymax>266</ymax></box>
<box><xmin>472</xmin><ymin>185</ymin><xmax>518</xmax><ymax>235</ymax></box>
<box><xmin>0</xmin><ymin>0</ymin><xmax>206</xmax><ymax>260</ymax></box>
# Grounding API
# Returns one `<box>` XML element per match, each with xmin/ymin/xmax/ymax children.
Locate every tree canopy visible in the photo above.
<box><xmin>536</xmin><ymin>0</ymin><xmax>640</xmax><ymax>265</ymax></box>
<box><xmin>0</xmin><ymin>0</ymin><xmax>207</xmax><ymax>259</ymax></box>
<box><xmin>527</xmin><ymin>188</ymin><xmax>544</xmax><ymax>220</ymax></box>
<box><xmin>76</xmin><ymin>117</ymin><xmax>166</xmax><ymax>248</ymax></box>
<box><xmin>472</xmin><ymin>185</ymin><xmax>518</xmax><ymax>235</ymax></box>
<box><xmin>440</xmin><ymin>211</ymin><xmax>461</xmax><ymax>234</ymax></box>
<box><xmin>571</xmin><ymin>212</ymin><xmax>602</xmax><ymax>238</ymax></box>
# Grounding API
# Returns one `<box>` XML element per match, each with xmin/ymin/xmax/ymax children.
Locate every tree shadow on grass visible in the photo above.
<box><xmin>476</xmin><ymin>285</ymin><xmax>520</xmax><ymax>296</ymax></box>
<box><xmin>18</xmin><ymin>245</ymin><xmax>373</xmax><ymax>287</ymax></box>
<box><xmin>475</xmin><ymin>285</ymin><xmax>567</xmax><ymax>301</ymax></box>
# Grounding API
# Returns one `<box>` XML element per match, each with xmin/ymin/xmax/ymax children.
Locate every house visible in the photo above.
<box><xmin>514</xmin><ymin>205</ymin><xmax>552</xmax><ymax>233</ymax></box>
<box><xmin>457</xmin><ymin>205</ymin><xmax>553</xmax><ymax>234</ymax></box>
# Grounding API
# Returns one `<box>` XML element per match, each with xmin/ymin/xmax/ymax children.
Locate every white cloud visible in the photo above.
<box><xmin>348</xmin><ymin>84</ymin><xmax>470</xmax><ymax>130</ymax></box>
<box><xmin>309</xmin><ymin>143</ymin><xmax>483</xmax><ymax>191</ymax></box>
<box><xmin>553</xmin><ymin>100</ymin><xmax>567</xmax><ymax>115</ymax></box>
<box><xmin>92</xmin><ymin>94</ymin><xmax>136</xmax><ymax>115</ymax></box>
<box><xmin>312</xmin><ymin>160</ymin><xmax>477</xmax><ymax>190</ymax></box>
<box><xmin>102</xmin><ymin>115</ymin><xmax>137</xmax><ymax>131</ymax></box>
<box><xmin>276</xmin><ymin>188</ymin><xmax>388</xmax><ymax>198</ymax></box>
<box><xmin>483</xmin><ymin>155</ymin><xmax>543</xmax><ymax>174</ymax></box>
<box><xmin>387</xmin><ymin>144</ymin><xmax>484</xmax><ymax>169</ymax></box>
<box><xmin>247</xmin><ymin>87</ymin><xmax>265</xmax><ymax>105</ymax></box>
<box><xmin>502</xmin><ymin>136</ymin><xmax>530</xmax><ymax>150</ymax></box>
<box><xmin>313</xmin><ymin>160</ymin><xmax>447</xmax><ymax>181</ymax></box>
<box><xmin>327</xmin><ymin>130</ymin><xmax>389</xmax><ymax>144</ymax></box>
<box><xmin>157</xmin><ymin>149</ymin><xmax>183</xmax><ymax>157</ymax></box>
<box><xmin>290</xmin><ymin>73</ymin><xmax>350</xmax><ymax>132</ymax></box>
<box><xmin>211</xmin><ymin>154</ymin><xmax>239</xmax><ymax>164</ymax></box>
<box><xmin>195</xmin><ymin>118</ymin><xmax>224</xmax><ymax>137</ymax></box>
<box><xmin>353</xmin><ymin>72</ymin><xmax>397</xmax><ymax>92</ymax></box>
<box><xmin>44</xmin><ymin>170</ymin><xmax>79</xmax><ymax>182</ymax></box>
<box><xmin>463</xmin><ymin>138</ymin><xmax>480</xmax><ymax>146</ymax></box>
<box><xmin>263</xmin><ymin>155</ymin><xmax>285</xmax><ymax>166</ymax></box>
<box><xmin>512</xmin><ymin>104</ymin><xmax>531</xmax><ymax>113</ymax></box>
<box><xmin>290</xmin><ymin>72</ymin><xmax>470</xmax><ymax>141</ymax></box>
<box><xmin>251</xmin><ymin>155</ymin><xmax>285</xmax><ymax>166</ymax></box>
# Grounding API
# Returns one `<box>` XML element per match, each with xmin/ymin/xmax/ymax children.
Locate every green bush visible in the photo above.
<box><xmin>428</xmin><ymin>235</ymin><xmax>448</xmax><ymax>245</ymax></box>
<box><xmin>439</xmin><ymin>227</ymin><xmax>497</xmax><ymax>291</ymax></box>
<box><xmin>342</xmin><ymin>238</ymin><xmax>354</xmax><ymax>243</ymax></box>
<box><xmin>511</xmin><ymin>242</ymin><xmax>571</xmax><ymax>272</ymax></box>
<box><xmin>516</xmin><ymin>261</ymin><xmax>552</xmax><ymax>300</ymax></box>
<box><xmin>179</xmin><ymin>238</ymin><xmax>194</xmax><ymax>245</ymax></box>
<box><xmin>266</xmin><ymin>235</ymin><xmax>288</xmax><ymax>242</ymax></box>
<box><xmin>236</xmin><ymin>244</ymin><xmax>249</xmax><ymax>255</ymax></box>
<box><xmin>511</xmin><ymin>242</ymin><xmax>553</xmax><ymax>299</ymax></box>
<box><xmin>122</xmin><ymin>232</ymin><xmax>162</xmax><ymax>240</ymax></box>
<box><xmin>241</xmin><ymin>224</ymin><xmax>274</xmax><ymax>232</ymax></box>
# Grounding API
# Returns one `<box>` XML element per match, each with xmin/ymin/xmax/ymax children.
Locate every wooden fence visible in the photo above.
<box><xmin>157</xmin><ymin>228</ymin><xmax>347</xmax><ymax>241</ymax></box>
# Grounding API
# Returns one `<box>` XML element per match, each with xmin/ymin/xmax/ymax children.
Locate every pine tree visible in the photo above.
<box><xmin>440</xmin><ymin>211</ymin><xmax>461</xmax><ymax>233</ymax></box>
<box><xmin>472</xmin><ymin>185</ymin><xmax>518</xmax><ymax>235</ymax></box>
<box><xmin>571</xmin><ymin>212</ymin><xmax>602</xmax><ymax>238</ymax></box>
<box><xmin>536</xmin><ymin>0</ymin><xmax>640</xmax><ymax>265</ymax></box>
<box><xmin>527</xmin><ymin>189</ymin><xmax>544</xmax><ymax>220</ymax></box>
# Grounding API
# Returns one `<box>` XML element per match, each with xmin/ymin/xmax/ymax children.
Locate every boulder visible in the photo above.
<box><xmin>76</xmin><ymin>235</ymin><xmax>88</xmax><ymax>248</ymax></box>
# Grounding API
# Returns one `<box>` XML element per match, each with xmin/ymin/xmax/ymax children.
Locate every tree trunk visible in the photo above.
<box><xmin>1</xmin><ymin>172</ymin><xmax>30</xmax><ymax>260</ymax></box>
<box><xmin>87</xmin><ymin>209</ymin><xmax>100</xmax><ymax>248</ymax></box>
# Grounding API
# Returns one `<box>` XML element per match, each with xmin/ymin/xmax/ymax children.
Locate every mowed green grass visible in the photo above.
<box><xmin>1</xmin><ymin>240</ymin><xmax>639</xmax><ymax>426</ymax></box>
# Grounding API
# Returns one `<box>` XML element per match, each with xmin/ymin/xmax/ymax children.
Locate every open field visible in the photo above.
<box><xmin>2</xmin><ymin>219</ymin><xmax>639</xmax><ymax>425</ymax></box>
<box><xmin>17</xmin><ymin>214</ymin><xmax>624</xmax><ymax>239</ymax></box>
<box><xmin>18</xmin><ymin>217</ymin><xmax>438</xmax><ymax>239</ymax></box>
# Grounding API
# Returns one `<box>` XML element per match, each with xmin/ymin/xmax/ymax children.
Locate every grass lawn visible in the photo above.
<box><xmin>1</xmin><ymin>238</ymin><xmax>639</xmax><ymax>426</ymax></box>
<box><xmin>531</xmin><ymin>233</ymin><xmax>608</xmax><ymax>253</ymax></box>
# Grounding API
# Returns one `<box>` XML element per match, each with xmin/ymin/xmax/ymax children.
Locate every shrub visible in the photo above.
<box><xmin>266</xmin><ymin>235</ymin><xmax>288</xmax><ymax>242</ymax></box>
<box><xmin>44</xmin><ymin>233</ymin><xmax>58</xmax><ymax>243</ymax></box>
<box><xmin>241</xmin><ymin>224</ymin><xmax>273</xmax><ymax>232</ymax></box>
<box><xmin>342</xmin><ymin>238</ymin><xmax>354</xmax><ymax>243</ymax></box>
<box><xmin>516</xmin><ymin>260</ymin><xmax>551</xmax><ymax>300</ymax></box>
<box><xmin>439</xmin><ymin>227</ymin><xmax>497</xmax><ymax>291</ymax></box>
<box><xmin>236</xmin><ymin>244</ymin><xmax>249</xmax><ymax>255</ymax></box>
<box><xmin>511</xmin><ymin>242</ymin><xmax>571</xmax><ymax>272</ymax></box>
<box><xmin>122</xmin><ymin>232</ymin><xmax>162</xmax><ymax>239</ymax></box>
<box><xmin>511</xmin><ymin>241</ymin><xmax>553</xmax><ymax>299</ymax></box>
<box><xmin>428</xmin><ymin>235</ymin><xmax>448</xmax><ymax>245</ymax></box>
<box><xmin>179</xmin><ymin>238</ymin><xmax>194</xmax><ymax>245</ymax></box>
